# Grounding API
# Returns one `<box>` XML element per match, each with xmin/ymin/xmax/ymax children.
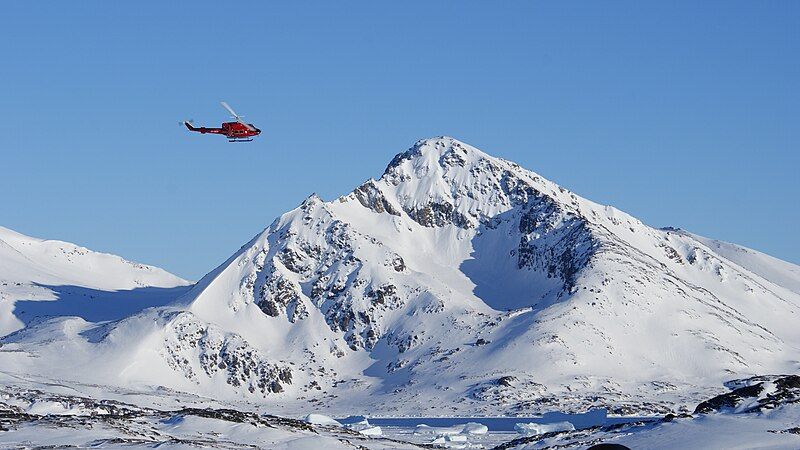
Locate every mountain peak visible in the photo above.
<box><xmin>373</xmin><ymin>136</ymin><xmax>567</xmax><ymax>231</ymax></box>
<box><xmin>383</xmin><ymin>136</ymin><xmax>492</xmax><ymax>176</ymax></box>
<box><xmin>412</xmin><ymin>135</ymin><xmax>485</xmax><ymax>156</ymax></box>
<box><xmin>301</xmin><ymin>192</ymin><xmax>323</xmax><ymax>207</ymax></box>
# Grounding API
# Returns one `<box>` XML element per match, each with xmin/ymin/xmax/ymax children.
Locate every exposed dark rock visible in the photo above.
<box><xmin>257</xmin><ymin>274</ymin><xmax>308</xmax><ymax>322</ymax></box>
<box><xmin>516</xmin><ymin>199</ymin><xmax>596</xmax><ymax>291</ymax></box>
<box><xmin>695</xmin><ymin>375</ymin><xmax>800</xmax><ymax>414</ymax></box>
<box><xmin>383</xmin><ymin>145</ymin><xmax>423</xmax><ymax>178</ymax></box>
<box><xmin>490</xmin><ymin>427</ymin><xmax>596</xmax><ymax>450</ymax></box>
<box><xmin>353</xmin><ymin>180</ymin><xmax>401</xmax><ymax>216</ymax></box>
<box><xmin>498</xmin><ymin>376</ymin><xmax>517</xmax><ymax>387</ymax></box>
<box><xmin>405</xmin><ymin>201</ymin><xmax>473</xmax><ymax>229</ymax></box>
<box><xmin>278</xmin><ymin>248</ymin><xmax>308</xmax><ymax>274</ymax></box>
<box><xmin>440</xmin><ymin>147</ymin><xmax>467</xmax><ymax>168</ymax></box>
<box><xmin>388</xmin><ymin>254</ymin><xmax>406</xmax><ymax>272</ymax></box>
<box><xmin>387</xmin><ymin>332</ymin><xmax>423</xmax><ymax>353</ymax></box>
<box><xmin>661</xmin><ymin>243</ymin><xmax>683</xmax><ymax>264</ymax></box>
<box><xmin>366</xmin><ymin>284</ymin><xmax>399</xmax><ymax>306</ymax></box>
<box><xmin>163</xmin><ymin>314</ymin><xmax>292</xmax><ymax>396</ymax></box>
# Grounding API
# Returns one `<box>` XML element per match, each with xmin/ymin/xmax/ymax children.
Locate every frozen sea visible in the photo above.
<box><xmin>338</xmin><ymin>409</ymin><xmax>656</xmax><ymax>447</ymax></box>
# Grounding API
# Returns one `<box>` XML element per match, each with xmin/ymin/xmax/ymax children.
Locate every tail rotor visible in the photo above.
<box><xmin>180</xmin><ymin>119</ymin><xmax>197</xmax><ymax>131</ymax></box>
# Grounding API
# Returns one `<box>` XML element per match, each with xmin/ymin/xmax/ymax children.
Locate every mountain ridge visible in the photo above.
<box><xmin>2</xmin><ymin>136</ymin><xmax>799</xmax><ymax>416</ymax></box>
<box><xmin>0</xmin><ymin>225</ymin><xmax>190</xmax><ymax>336</ymax></box>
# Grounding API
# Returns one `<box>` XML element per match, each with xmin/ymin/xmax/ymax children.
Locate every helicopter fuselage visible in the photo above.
<box><xmin>184</xmin><ymin>121</ymin><xmax>261</xmax><ymax>140</ymax></box>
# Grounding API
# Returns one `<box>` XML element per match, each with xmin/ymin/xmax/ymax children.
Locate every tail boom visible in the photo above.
<box><xmin>184</xmin><ymin>122</ymin><xmax>224</xmax><ymax>134</ymax></box>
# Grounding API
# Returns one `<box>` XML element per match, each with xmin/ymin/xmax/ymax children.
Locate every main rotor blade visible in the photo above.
<box><xmin>221</xmin><ymin>101</ymin><xmax>256</xmax><ymax>131</ymax></box>
<box><xmin>220</xmin><ymin>101</ymin><xmax>241</xmax><ymax>120</ymax></box>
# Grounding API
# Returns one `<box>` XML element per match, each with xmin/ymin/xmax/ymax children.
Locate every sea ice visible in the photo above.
<box><xmin>514</xmin><ymin>421</ymin><xmax>575</xmax><ymax>435</ymax></box>
<box><xmin>461</xmin><ymin>422</ymin><xmax>488</xmax><ymax>435</ymax></box>
<box><xmin>346</xmin><ymin>418</ymin><xmax>382</xmax><ymax>436</ymax></box>
<box><xmin>303</xmin><ymin>413</ymin><xmax>341</xmax><ymax>427</ymax></box>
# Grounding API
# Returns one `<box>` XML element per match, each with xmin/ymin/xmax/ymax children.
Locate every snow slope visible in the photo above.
<box><xmin>2</xmin><ymin>137</ymin><xmax>799</xmax><ymax>416</ymax></box>
<box><xmin>500</xmin><ymin>375</ymin><xmax>800</xmax><ymax>449</ymax></box>
<box><xmin>0</xmin><ymin>226</ymin><xmax>190</xmax><ymax>335</ymax></box>
<box><xmin>689</xmin><ymin>232</ymin><xmax>800</xmax><ymax>296</ymax></box>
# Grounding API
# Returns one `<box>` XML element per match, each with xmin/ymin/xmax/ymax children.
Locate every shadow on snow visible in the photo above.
<box><xmin>11</xmin><ymin>283</ymin><xmax>193</xmax><ymax>327</ymax></box>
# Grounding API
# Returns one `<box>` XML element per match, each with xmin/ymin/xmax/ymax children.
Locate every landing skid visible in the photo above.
<box><xmin>228</xmin><ymin>138</ymin><xmax>253</xmax><ymax>143</ymax></box>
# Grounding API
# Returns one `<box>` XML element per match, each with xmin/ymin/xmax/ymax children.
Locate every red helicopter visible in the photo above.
<box><xmin>184</xmin><ymin>102</ymin><xmax>261</xmax><ymax>142</ymax></box>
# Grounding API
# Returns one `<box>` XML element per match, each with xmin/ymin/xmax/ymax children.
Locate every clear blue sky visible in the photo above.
<box><xmin>2</xmin><ymin>2</ymin><xmax>798</xmax><ymax>280</ymax></box>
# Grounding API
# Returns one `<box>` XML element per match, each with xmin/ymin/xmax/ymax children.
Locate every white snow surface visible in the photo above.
<box><xmin>0</xmin><ymin>226</ymin><xmax>186</xmax><ymax>289</ymax></box>
<box><xmin>2</xmin><ymin>136</ymin><xmax>800</xmax><ymax>418</ymax></box>
<box><xmin>0</xmin><ymin>225</ymin><xmax>190</xmax><ymax>336</ymax></box>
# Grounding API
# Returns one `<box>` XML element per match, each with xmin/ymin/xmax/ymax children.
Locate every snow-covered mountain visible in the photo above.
<box><xmin>2</xmin><ymin>137</ymin><xmax>799</xmax><ymax>416</ymax></box>
<box><xmin>0</xmin><ymin>226</ymin><xmax>190</xmax><ymax>336</ymax></box>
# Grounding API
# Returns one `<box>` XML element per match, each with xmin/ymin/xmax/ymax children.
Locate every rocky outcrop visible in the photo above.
<box><xmin>352</xmin><ymin>180</ymin><xmax>400</xmax><ymax>216</ymax></box>
<box><xmin>405</xmin><ymin>201</ymin><xmax>473</xmax><ymax>228</ymax></box>
<box><xmin>256</xmin><ymin>273</ymin><xmax>308</xmax><ymax>322</ymax></box>
<box><xmin>695</xmin><ymin>375</ymin><xmax>800</xmax><ymax>414</ymax></box>
<box><xmin>162</xmin><ymin>313</ymin><xmax>292</xmax><ymax>396</ymax></box>
<box><xmin>516</xmin><ymin>201</ymin><xmax>596</xmax><ymax>290</ymax></box>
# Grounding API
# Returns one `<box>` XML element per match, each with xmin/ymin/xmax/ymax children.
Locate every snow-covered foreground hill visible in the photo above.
<box><xmin>2</xmin><ymin>137</ymin><xmax>799</xmax><ymax>421</ymax></box>
<box><xmin>0</xmin><ymin>372</ymin><xmax>421</xmax><ymax>450</ymax></box>
<box><xmin>3</xmin><ymin>372</ymin><xmax>799</xmax><ymax>449</ymax></box>
<box><xmin>497</xmin><ymin>374</ymin><xmax>800</xmax><ymax>450</ymax></box>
